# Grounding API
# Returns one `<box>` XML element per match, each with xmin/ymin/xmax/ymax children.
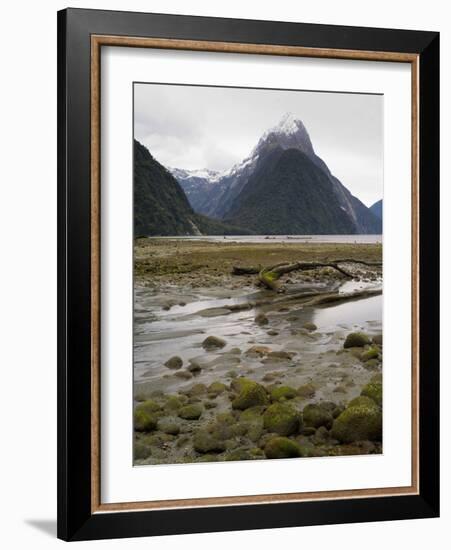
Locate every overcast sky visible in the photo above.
<box><xmin>134</xmin><ymin>83</ymin><xmax>383</xmax><ymax>207</ymax></box>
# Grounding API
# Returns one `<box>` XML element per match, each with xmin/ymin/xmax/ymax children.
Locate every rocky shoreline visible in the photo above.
<box><xmin>133</xmin><ymin>238</ymin><xmax>383</xmax><ymax>465</ymax></box>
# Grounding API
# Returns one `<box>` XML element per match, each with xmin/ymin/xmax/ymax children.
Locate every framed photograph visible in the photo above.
<box><xmin>57</xmin><ymin>8</ymin><xmax>439</xmax><ymax>541</ymax></box>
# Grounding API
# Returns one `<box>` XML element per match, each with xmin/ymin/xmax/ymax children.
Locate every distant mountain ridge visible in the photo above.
<box><xmin>370</xmin><ymin>199</ymin><xmax>383</xmax><ymax>220</ymax></box>
<box><xmin>134</xmin><ymin>140</ymin><xmax>251</xmax><ymax>236</ymax></box>
<box><xmin>171</xmin><ymin>113</ymin><xmax>382</xmax><ymax>234</ymax></box>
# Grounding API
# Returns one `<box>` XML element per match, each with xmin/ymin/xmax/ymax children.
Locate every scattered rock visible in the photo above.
<box><xmin>297</xmin><ymin>383</ymin><xmax>317</xmax><ymax>398</ymax></box>
<box><xmin>372</xmin><ymin>334</ymin><xmax>383</xmax><ymax>346</ymax></box>
<box><xmin>267</xmin><ymin>330</ymin><xmax>279</xmax><ymax>336</ymax></box>
<box><xmin>134</xmin><ymin>440</ymin><xmax>152</xmax><ymax>460</ymax></box>
<box><xmin>208</xmin><ymin>381</ymin><xmax>227</xmax><ymax>396</ymax></box>
<box><xmin>134</xmin><ymin>409</ymin><xmax>158</xmax><ymax>432</ymax></box>
<box><xmin>231</xmin><ymin>378</ymin><xmax>269</xmax><ymax>410</ymax></box>
<box><xmin>270</xmin><ymin>385</ymin><xmax>298</xmax><ymax>402</ymax></box>
<box><xmin>202</xmin><ymin>335</ymin><xmax>226</xmax><ymax>350</ymax></box>
<box><xmin>344</xmin><ymin>332</ymin><xmax>371</xmax><ymax>348</ymax></box>
<box><xmin>360</xmin><ymin>381</ymin><xmax>383</xmax><ymax>406</ymax></box>
<box><xmin>164</xmin><ymin>356</ymin><xmax>183</xmax><ymax>370</ymax></box>
<box><xmin>347</xmin><ymin>395</ymin><xmax>377</xmax><ymax>409</ymax></box>
<box><xmin>263</xmin><ymin>402</ymin><xmax>302</xmax><ymax>436</ymax></box>
<box><xmin>331</xmin><ymin>404</ymin><xmax>382</xmax><ymax>443</ymax></box>
<box><xmin>193</xmin><ymin>431</ymin><xmax>226</xmax><ymax>453</ymax></box>
<box><xmin>302</xmin><ymin>322</ymin><xmax>317</xmax><ymax>331</ymax></box>
<box><xmin>157</xmin><ymin>418</ymin><xmax>181</xmax><ymax>435</ymax></box>
<box><xmin>302</xmin><ymin>403</ymin><xmax>334</xmax><ymax>429</ymax></box>
<box><xmin>245</xmin><ymin>345</ymin><xmax>272</xmax><ymax>357</ymax></box>
<box><xmin>267</xmin><ymin>350</ymin><xmax>295</xmax><ymax>361</ymax></box>
<box><xmin>264</xmin><ymin>437</ymin><xmax>303</xmax><ymax>459</ymax></box>
<box><xmin>187</xmin><ymin>360</ymin><xmax>202</xmax><ymax>374</ymax></box>
<box><xmin>178</xmin><ymin>404</ymin><xmax>203</xmax><ymax>420</ymax></box>
<box><xmin>255</xmin><ymin>312</ymin><xmax>269</xmax><ymax>325</ymax></box>
<box><xmin>360</xmin><ymin>347</ymin><xmax>380</xmax><ymax>362</ymax></box>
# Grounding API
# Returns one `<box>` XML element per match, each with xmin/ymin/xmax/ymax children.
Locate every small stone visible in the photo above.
<box><xmin>302</xmin><ymin>322</ymin><xmax>317</xmax><ymax>331</ymax></box>
<box><xmin>267</xmin><ymin>351</ymin><xmax>295</xmax><ymax>361</ymax></box>
<box><xmin>164</xmin><ymin>356</ymin><xmax>183</xmax><ymax>370</ymax></box>
<box><xmin>255</xmin><ymin>313</ymin><xmax>269</xmax><ymax>325</ymax></box>
<box><xmin>208</xmin><ymin>381</ymin><xmax>227</xmax><ymax>396</ymax></box>
<box><xmin>297</xmin><ymin>383</ymin><xmax>316</xmax><ymax>398</ymax></box>
<box><xmin>187</xmin><ymin>360</ymin><xmax>202</xmax><ymax>374</ymax></box>
<box><xmin>202</xmin><ymin>335</ymin><xmax>226</xmax><ymax>350</ymax></box>
<box><xmin>344</xmin><ymin>332</ymin><xmax>371</xmax><ymax>348</ymax></box>
<box><xmin>360</xmin><ymin>347</ymin><xmax>380</xmax><ymax>362</ymax></box>
<box><xmin>245</xmin><ymin>345</ymin><xmax>272</xmax><ymax>357</ymax></box>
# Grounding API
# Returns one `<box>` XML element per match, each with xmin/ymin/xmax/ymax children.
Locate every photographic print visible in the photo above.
<box><xmin>133</xmin><ymin>83</ymin><xmax>383</xmax><ymax>466</ymax></box>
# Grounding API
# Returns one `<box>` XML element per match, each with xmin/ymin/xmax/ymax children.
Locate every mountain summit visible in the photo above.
<box><xmin>170</xmin><ymin>114</ymin><xmax>382</xmax><ymax>234</ymax></box>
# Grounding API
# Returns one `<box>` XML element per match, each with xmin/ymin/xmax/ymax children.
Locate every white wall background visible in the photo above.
<box><xmin>0</xmin><ymin>0</ymin><xmax>448</xmax><ymax>548</ymax></box>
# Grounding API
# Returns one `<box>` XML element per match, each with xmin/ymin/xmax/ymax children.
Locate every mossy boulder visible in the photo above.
<box><xmin>157</xmin><ymin>417</ymin><xmax>181</xmax><ymax>435</ymax></box>
<box><xmin>193</xmin><ymin>430</ymin><xmax>227</xmax><ymax>453</ymax></box>
<box><xmin>208</xmin><ymin>381</ymin><xmax>227</xmax><ymax>396</ymax></box>
<box><xmin>263</xmin><ymin>403</ymin><xmax>302</xmax><ymax>436</ymax></box>
<box><xmin>164</xmin><ymin>395</ymin><xmax>185</xmax><ymax>412</ymax></box>
<box><xmin>185</xmin><ymin>383</ymin><xmax>208</xmax><ymax>397</ymax></box>
<box><xmin>361</xmin><ymin>382</ymin><xmax>383</xmax><ymax>406</ymax></box>
<box><xmin>164</xmin><ymin>356</ymin><xmax>183</xmax><ymax>369</ymax></box>
<box><xmin>135</xmin><ymin>399</ymin><xmax>161</xmax><ymax>415</ymax></box>
<box><xmin>297</xmin><ymin>383</ymin><xmax>316</xmax><ymax>398</ymax></box>
<box><xmin>344</xmin><ymin>332</ymin><xmax>371</xmax><ymax>348</ymax></box>
<box><xmin>302</xmin><ymin>403</ymin><xmax>334</xmax><ymax>429</ymax></box>
<box><xmin>134</xmin><ymin>409</ymin><xmax>158</xmax><ymax>432</ymax></box>
<box><xmin>264</xmin><ymin>437</ymin><xmax>303</xmax><ymax>459</ymax></box>
<box><xmin>372</xmin><ymin>334</ymin><xmax>383</xmax><ymax>346</ymax></box>
<box><xmin>231</xmin><ymin>379</ymin><xmax>269</xmax><ymax>410</ymax></box>
<box><xmin>318</xmin><ymin>401</ymin><xmax>345</xmax><ymax>418</ymax></box>
<box><xmin>331</xmin><ymin>405</ymin><xmax>382</xmax><ymax>443</ymax></box>
<box><xmin>178</xmin><ymin>404</ymin><xmax>203</xmax><ymax>420</ymax></box>
<box><xmin>134</xmin><ymin>440</ymin><xmax>152</xmax><ymax>460</ymax></box>
<box><xmin>270</xmin><ymin>385</ymin><xmax>298</xmax><ymax>402</ymax></box>
<box><xmin>239</xmin><ymin>406</ymin><xmax>265</xmax><ymax>422</ymax></box>
<box><xmin>202</xmin><ymin>335</ymin><xmax>226</xmax><ymax>350</ymax></box>
<box><xmin>360</xmin><ymin>346</ymin><xmax>380</xmax><ymax>362</ymax></box>
<box><xmin>348</xmin><ymin>395</ymin><xmax>378</xmax><ymax>409</ymax></box>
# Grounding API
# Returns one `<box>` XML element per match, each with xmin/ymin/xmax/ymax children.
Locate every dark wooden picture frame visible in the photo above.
<box><xmin>57</xmin><ymin>7</ymin><xmax>439</xmax><ymax>541</ymax></box>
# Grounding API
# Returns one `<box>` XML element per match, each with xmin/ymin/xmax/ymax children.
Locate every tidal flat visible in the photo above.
<box><xmin>133</xmin><ymin>238</ymin><xmax>383</xmax><ymax>464</ymax></box>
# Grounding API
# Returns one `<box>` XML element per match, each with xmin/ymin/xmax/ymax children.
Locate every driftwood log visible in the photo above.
<box><xmin>232</xmin><ymin>259</ymin><xmax>382</xmax><ymax>291</ymax></box>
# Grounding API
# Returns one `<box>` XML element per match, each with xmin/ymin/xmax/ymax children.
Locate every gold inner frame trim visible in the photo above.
<box><xmin>90</xmin><ymin>34</ymin><xmax>420</xmax><ymax>514</ymax></box>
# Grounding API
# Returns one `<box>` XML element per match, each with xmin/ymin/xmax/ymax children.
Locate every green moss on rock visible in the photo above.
<box><xmin>360</xmin><ymin>346</ymin><xmax>380</xmax><ymax>362</ymax></box>
<box><xmin>135</xmin><ymin>399</ymin><xmax>161</xmax><ymax>415</ymax></box>
<box><xmin>264</xmin><ymin>437</ymin><xmax>303</xmax><ymax>459</ymax></box>
<box><xmin>347</xmin><ymin>395</ymin><xmax>378</xmax><ymax>409</ymax></box>
<box><xmin>134</xmin><ymin>441</ymin><xmax>152</xmax><ymax>460</ymax></box>
<box><xmin>270</xmin><ymin>385</ymin><xmax>298</xmax><ymax>402</ymax></box>
<box><xmin>193</xmin><ymin>431</ymin><xmax>227</xmax><ymax>453</ymax></box>
<box><xmin>361</xmin><ymin>382</ymin><xmax>383</xmax><ymax>406</ymax></box>
<box><xmin>178</xmin><ymin>404</ymin><xmax>203</xmax><ymax>420</ymax></box>
<box><xmin>263</xmin><ymin>403</ymin><xmax>302</xmax><ymax>436</ymax></box>
<box><xmin>302</xmin><ymin>403</ymin><xmax>334</xmax><ymax>429</ymax></box>
<box><xmin>331</xmin><ymin>405</ymin><xmax>382</xmax><ymax>443</ymax></box>
<box><xmin>344</xmin><ymin>332</ymin><xmax>371</xmax><ymax>348</ymax></box>
<box><xmin>134</xmin><ymin>409</ymin><xmax>158</xmax><ymax>432</ymax></box>
<box><xmin>231</xmin><ymin>379</ymin><xmax>269</xmax><ymax>410</ymax></box>
<box><xmin>208</xmin><ymin>381</ymin><xmax>227</xmax><ymax>396</ymax></box>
